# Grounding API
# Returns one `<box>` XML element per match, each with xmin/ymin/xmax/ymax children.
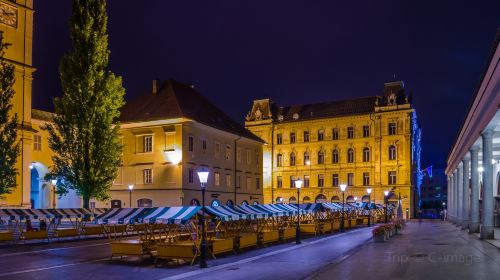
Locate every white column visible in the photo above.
<box><xmin>457</xmin><ymin>164</ymin><xmax>464</xmax><ymax>226</ymax></box>
<box><xmin>454</xmin><ymin>169</ymin><xmax>459</xmax><ymax>224</ymax></box>
<box><xmin>462</xmin><ymin>158</ymin><xmax>470</xmax><ymax>229</ymax></box>
<box><xmin>469</xmin><ymin>147</ymin><xmax>480</xmax><ymax>233</ymax></box>
<box><xmin>480</xmin><ymin>129</ymin><xmax>494</xmax><ymax>239</ymax></box>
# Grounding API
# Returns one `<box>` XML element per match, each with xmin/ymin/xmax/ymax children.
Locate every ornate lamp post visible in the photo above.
<box><xmin>294</xmin><ymin>178</ymin><xmax>303</xmax><ymax>244</ymax></box>
<box><xmin>51</xmin><ymin>179</ymin><xmax>57</xmax><ymax>209</ymax></box>
<box><xmin>339</xmin><ymin>184</ymin><xmax>347</xmax><ymax>232</ymax></box>
<box><xmin>384</xmin><ymin>190</ymin><xmax>389</xmax><ymax>223</ymax></box>
<box><xmin>197</xmin><ymin>170</ymin><xmax>209</xmax><ymax>268</ymax></box>
<box><xmin>366</xmin><ymin>188</ymin><xmax>372</xmax><ymax>226</ymax></box>
<box><xmin>128</xmin><ymin>184</ymin><xmax>134</xmax><ymax>207</ymax></box>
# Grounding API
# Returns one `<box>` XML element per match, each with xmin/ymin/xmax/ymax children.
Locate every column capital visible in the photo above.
<box><xmin>482</xmin><ymin>129</ymin><xmax>494</xmax><ymax>138</ymax></box>
<box><xmin>470</xmin><ymin>146</ymin><xmax>480</xmax><ymax>152</ymax></box>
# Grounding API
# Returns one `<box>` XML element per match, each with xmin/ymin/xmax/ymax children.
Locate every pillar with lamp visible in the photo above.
<box><xmin>366</xmin><ymin>187</ymin><xmax>372</xmax><ymax>226</ymax></box>
<box><xmin>294</xmin><ymin>177</ymin><xmax>303</xmax><ymax>244</ymax></box>
<box><xmin>384</xmin><ymin>190</ymin><xmax>390</xmax><ymax>223</ymax></box>
<box><xmin>339</xmin><ymin>184</ymin><xmax>347</xmax><ymax>232</ymax></box>
<box><xmin>51</xmin><ymin>179</ymin><xmax>58</xmax><ymax>209</ymax></box>
<box><xmin>128</xmin><ymin>184</ymin><xmax>134</xmax><ymax>208</ymax></box>
<box><xmin>197</xmin><ymin>170</ymin><xmax>209</xmax><ymax>268</ymax></box>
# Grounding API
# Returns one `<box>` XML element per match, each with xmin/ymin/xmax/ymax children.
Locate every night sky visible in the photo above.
<box><xmin>32</xmin><ymin>1</ymin><xmax>500</xmax><ymax>168</ymax></box>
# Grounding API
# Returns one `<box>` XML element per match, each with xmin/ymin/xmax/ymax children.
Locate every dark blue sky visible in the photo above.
<box><xmin>32</xmin><ymin>0</ymin><xmax>500</xmax><ymax>168</ymax></box>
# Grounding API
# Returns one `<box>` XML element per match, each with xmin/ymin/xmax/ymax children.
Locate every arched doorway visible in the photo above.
<box><xmin>30</xmin><ymin>162</ymin><xmax>51</xmax><ymax>209</ymax></box>
<box><xmin>362</xmin><ymin>195</ymin><xmax>370</xmax><ymax>202</ymax></box>
<box><xmin>276</xmin><ymin>197</ymin><xmax>283</xmax><ymax>204</ymax></box>
<box><xmin>346</xmin><ymin>195</ymin><xmax>354</xmax><ymax>203</ymax></box>
<box><xmin>303</xmin><ymin>196</ymin><xmax>311</xmax><ymax>203</ymax></box>
<box><xmin>137</xmin><ymin>198</ymin><xmax>153</xmax><ymax>207</ymax></box>
<box><xmin>331</xmin><ymin>195</ymin><xmax>340</xmax><ymax>202</ymax></box>
<box><xmin>226</xmin><ymin>200</ymin><xmax>234</xmax><ymax>206</ymax></box>
<box><xmin>315</xmin><ymin>194</ymin><xmax>327</xmax><ymax>203</ymax></box>
<box><xmin>190</xmin><ymin>198</ymin><xmax>200</xmax><ymax>206</ymax></box>
<box><xmin>289</xmin><ymin>196</ymin><xmax>297</xmax><ymax>203</ymax></box>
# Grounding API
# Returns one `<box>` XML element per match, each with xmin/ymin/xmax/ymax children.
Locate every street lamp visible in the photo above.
<box><xmin>366</xmin><ymin>188</ymin><xmax>372</xmax><ymax>227</ymax></box>
<box><xmin>294</xmin><ymin>178</ymin><xmax>303</xmax><ymax>244</ymax></box>
<box><xmin>197</xmin><ymin>170</ymin><xmax>209</xmax><ymax>269</ymax></box>
<box><xmin>384</xmin><ymin>190</ymin><xmax>390</xmax><ymax>223</ymax></box>
<box><xmin>51</xmin><ymin>179</ymin><xmax>58</xmax><ymax>209</ymax></box>
<box><xmin>128</xmin><ymin>184</ymin><xmax>134</xmax><ymax>207</ymax></box>
<box><xmin>339</xmin><ymin>184</ymin><xmax>347</xmax><ymax>232</ymax></box>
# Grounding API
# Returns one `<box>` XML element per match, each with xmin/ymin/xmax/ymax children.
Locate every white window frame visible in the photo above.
<box><xmin>143</xmin><ymin>169</ymin><xmax>153</xmax><ymax>184</ymax></box>
<box><xmin>144</xmin><ymin>135</ymin><xmax>153</xmax><ymax>153</ymax></box>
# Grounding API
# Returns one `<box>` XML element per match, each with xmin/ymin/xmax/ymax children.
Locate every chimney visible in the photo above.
<box><xmin>152</xmin><ymin>79</ymin><xmax>160</xmax><ymax>94</ymax></box>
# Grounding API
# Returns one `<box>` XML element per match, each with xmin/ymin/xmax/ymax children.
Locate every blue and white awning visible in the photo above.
<box><xmin>0</xmin><ymin>208</ymin><xmax>102</xmax><ymax>220</ymax></box>
<box><xmin>204</xmin><ymin>205</ymin><xmax>249</xmax><ymax>221</ymax></box>
<box><xmin>95</xmin><ymin>208</ymin><xmax>153</xmax><ymax>224</ymax></box>
<box><xmin>142</xmin><ymin>206</ymin><xmax>201</xmax><ymax>224</ymax></box>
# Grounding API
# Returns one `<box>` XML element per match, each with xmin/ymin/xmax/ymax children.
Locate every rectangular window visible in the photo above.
<box><xmin>215</xmin><ymin>142</ymin><xmax>220</xmax><ymax>158</ymax></box>
<box><xmin>277</xmin><ymin>154</ymin><xmax>283</xmax><ymax>167</ymax></box>
<box><xmin>226</xmin><ymin>174</ymin><xmax>231</xmax><ymax>186</ymax></box>
<box><xmin>277</xmin><ymin>176</ymin><xmax>283</xmax><ymax>189</ymax></box>
<box><xmin>188</xmin><ymin>169</ymin><xmax>194</xmax><ymax>183</ymax></box>
<box><xmin>214</xmin><ymin>172</ymin><xmax>220</xmax><ymax>186</ymax></box>
<box><xmin>363</xmin><ymin>125</ymin><xmax>370</xmax><ymax>137</ymax></box>
<box><xmin>332</xmin><ymin>174</ymin><xmax>339</xmax><ymax>187</ymax></box>
<box><xmin>246</xmin><ymin>150</ymin><xmax>252</xmax><ymax>165</ymax></box>
<box><xmin>256</xmin><ymin>154</ymin><xmax>260</xmax><ymax>165</ymax></box>
<box><xmin>225</xmin><ymin>144</ymin><xmax>231</xmax><ymax>160</ymax></box>
<box><xmin>290</xmin><ymin>176</ymin><xmax>295</xmax><ymax>188</ymax></box>
<box><xmin>389</xmin><ymin>171</ymin><xmax>397</xmax><ymax>185</ymax></box>
<box><xmin>318</xmin><ymin>130</ymin><xmax>324</xmax><ymax>141</ymax></box>
<box><xmin>277</xmin><ymin>133</ymin><xmax>283</xmax><ymax>145</ymax></box>
<box><xmin>237</xmin><ymin>148</ymin><xmax>241</xmax><ymax>162</ymax></box>
<box><xmin>202</xmin><ymin>139</ymin><xmax>207</xmax><ymax>151</ymax></box>
<box><xmin>33</xmin><ymin>134</ymin><xmax>42</xmax><ymax>151</ymax></box>
<box><xmin>290</xmin><ymin>132</ymin><xmax>296</xmax><ymax>144</ymax></box>
<box><xmin>238</xmin><ymin>176</ymin><xmax>242</xmax><ymax>188</ymax></box>
<box><xmin>144</xmin><ymin>135</ymin><xmax>153</xmax><ymax>153</ymax></box>
<box><xmin>389</xmin><ymin>123</ymin><xmax>397</xmax><ymax>135</ymax></box>
<box><xmin>318</xmin><ymin>174</ymin><xmax>324</xmax><ymax>187</ymax></box>
<box><xmin>332</xmin><ymin>128</ymin><xmax>339</xmax><ymax>140</ymax></box>
<box><xmin>246</xmin><ymin>177</ymin><xmax>252</xmax><ymax>189</ymax></box>
<box><xmin>256</xmin><ymin>178</ymin><xmax>260</xmax><ymax>189</ymax></box>
<box><xmin>363</xmin><ymin>172</ymin><xmax>370</xmax><ymax>186</ymax></box>
<box><xmin>304</xmin><ymin>175</ymin><xmax>310</xmax><ymax>188</ymax></box>
<box><xmin>303</xmin><ymin>131</ymin><xmax>309</xmax><ymax>142</ymax></box>
<box><xmin>347</xmin><ymin>173</ymin><xmax>354</xmax><ymax>186</ymax></box>
<box><xmin>347</xmin><ymin>127</ymin><xmax>354</xmax><ymax>139</ymax></box>
<box><xmin>188</xmin><ymin>136</ymin><xmax>194</xmax><ymax>152</ymax></box>
<box><xmin>143</xmin><ymin>169</ymin><xmax>153</xmax><ymax>184</ymax></box>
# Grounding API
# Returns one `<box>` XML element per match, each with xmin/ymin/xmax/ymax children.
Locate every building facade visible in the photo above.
<box><xmin>446</xmin><ymin>31</ymin><xmax>500</xmax><ymax>239</ymax></box>
<box><xmin>0</xmin><ymin>0</ymin><xmax>35</xmax><ymax>208</ymax></box>
<box><xmin>245</xmin><ymin>81</ymin><xmax>421</xmax><ymax>217</ymax></box>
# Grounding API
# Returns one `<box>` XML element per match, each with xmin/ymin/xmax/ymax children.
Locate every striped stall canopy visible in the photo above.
<box><xmin>203</xmin><ymin>205</ymin><xmax>249</xmax><ymax>221</ymax></box>
<box><xmin>94</xmin><ymin>208</ymin><xmax>154</xmax><ymax>224</ymax></box>
<box><xmin>272</xmin><ymin>203</ymin><xmax>312</xmax><ymax>215</ymax></box>
<box><xmin>300</xmin><ymin>203</ymin><xmax>325</xmax><ymax>212</ymax></box>
<box><xmin>320</xmin><ymin>203</ymin><xmax>342</xmax><ymax>211</ymax></box>
<box><xmin>233</xmin><ymin>204</ymin><xmax>273</xmax><ymax>219</ymax></box>
<box><xmin>0</xmin><ymin>208</ymin><xmax>102</xmax><ymax>220</ymax></box>
<box><xmin>142</xmin><ymin>206</ymin><xmax>201</xmax><ymax>224</ymax></box>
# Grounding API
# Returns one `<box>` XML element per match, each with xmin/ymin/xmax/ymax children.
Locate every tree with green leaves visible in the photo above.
<box><xmin>45</xmin><ymin>0</ymin><xmax>125</xmax><ymax>208</ymax></box>
<box><xmin>0</xmin><ymin>32</ymin><xmax>20</xmax><ymax>197</ymax></box>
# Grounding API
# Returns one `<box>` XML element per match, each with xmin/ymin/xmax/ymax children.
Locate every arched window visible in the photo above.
<box><xmin>226</xmin><ymin>200</ymin><xmax>234</xmax><ymax>206</ymax></box>
<box><xmin>318</xmin><ymin>151</ymin><xmax>325</xmax><ymax>164</ymax></box>
<box><xmin>290</xmin><ymin>152</ymin><xmax>296</xmax><ymax>166</ymax></box>
<box><xmin>332</xmin><ymin>149</ymin><xmax>339</xmax><ymax>163</ymax></box>
<box><xmin>253</xmin><ymin>201</ymin><xmax>259</xmax><ymax>205</ymax></box>
<box><xmin>303</xmin><ymin>196</ymin><xmax>311</xmax><ymax>203</ymax></box>
<box><xmin>346</xmin><ymin>195</ymin><xmax>355</xmax><ymax>203</ymax></box>
<box><xmin>190</xmin><ymin>199</ymin><xmax>200</xmax><ymax>206</ymax></box>
<box><xmin>277</xmin><ymin>154</ymin><xmax>283</xmax><ymax>167</ymax></box>
<box><xmin>361</xmin><ymin>195</ymin><xmax>370</xmax><ymax>202</ymax></box>
<box><xmin>304</xmin><ymin>151</ymin><xmax>310</xmax><ymax>165</ymax></box>
<box><xmin>289</xmin><ymin>196</ymin><xmax>297</xmax><ymax>203</ymax></box>
<box><xmin>347</xmin><ymin>148</ymin><xmax>354</xmax><ymax>163</ymax></box>
<box><xmin>241</xmin><ymin>200</ymin><xmax>248</xmax><ymax>205</ymax></box>
<box><xmin>389</xmin><ymin>145</ymin><xmax>397</xmax><ymax>160</ymax></box>
<box><xmin>211</xmin><ymin>199</ymin><xmax>221</xmax><ymax>207</ymax></box>
<box><xmin>363</xmin><ymin>147</ymin><xmax>370</xmax><ymax>162</ymax></box>
<box><xmin>137</xmin><ymin>198</ymin><xmax>153</xmax><ymax>207</ymax></box>
<box><xmin>315</xmin><ymin>194</ymin><xmax>327</xmax><ymax>203</ymax></box>
<box><xmin>331</xmin><ymin>196</ymin><xmax>340</xmax><ymax>202</ymax></box>
<box><xmin>276</xmin><ymin>197</ymin><xmax>284</xmax><ymax>204</ymax></box>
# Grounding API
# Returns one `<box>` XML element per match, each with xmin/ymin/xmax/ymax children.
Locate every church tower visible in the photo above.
<box><xmin>0</xmin><ymin>0</ymin><xmax>35</xmax><ymax>207</ymax></box>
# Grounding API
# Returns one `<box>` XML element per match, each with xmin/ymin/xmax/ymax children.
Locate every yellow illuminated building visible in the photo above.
<box><xmin>245</xmin><ymin>81</ymin><xmax>421</xmax><ymax>218</ymax></box>
<box><xmin>0</xmin><ymin>0</ymin><xmax>35</xmax><ymax>208</ymax></box>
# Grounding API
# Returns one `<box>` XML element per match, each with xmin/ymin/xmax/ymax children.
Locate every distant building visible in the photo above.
<box><xmin>420</xmin><ymin>168</ymin><xmax>447</xmax><ymax>210</ymax></box>
<box><xmin>245</xmin><ymin>81</ymin><xmax>422</xmax><ymax>217</ymax></box>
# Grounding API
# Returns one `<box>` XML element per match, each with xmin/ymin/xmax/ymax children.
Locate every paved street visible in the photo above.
<box><xmin>0</xmin><ymin>222</ymin><xmax>499</xmax><ymax>280</ymax></box>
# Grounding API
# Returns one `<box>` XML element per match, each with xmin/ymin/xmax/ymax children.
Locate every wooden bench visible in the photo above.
<box><xmin>110</xmin><ymin>239</ymin><xmax>152</xmax><ymax>261</ymax></box>
<box><xmin>56</xmin><ymin>228</ymin><xmax>79</xmax><ymax>238</ymax></box>
<box><xmin>0</xmin><ymin>231</ymin><xmax>12</xmax><ymax>242</ymax></box>
<box><xmin>155</xmin><ymin>241</ymin><xmax>197</xmax><ymax>265</ymax></box>
<box><xmin>260</xmin><ymin>230</ymin><xmax>279</xmax><ymax>244</ymax></box>
<box><xmin>23</xmin><ymin>230</ymin><xmax>48</xmax><ymax>240</ymax></box>
<box><xmin>300</xmin><ymin>223</ymin><xmax>317</xmax><ymax>235</ymax></box>
<box><xmin>237</xmin><ymin>234</ymin><xmax>257</xmax><ymax>250</ymax></box>
<box><xmin>281</xmin><ymin>227</ymin><xmax>296</xmax><ymax>240</ymax></box>
<box><xmin>211</xmin><ymin>238</ymin><xmax>234</xmax><ymax>257</ymax></box>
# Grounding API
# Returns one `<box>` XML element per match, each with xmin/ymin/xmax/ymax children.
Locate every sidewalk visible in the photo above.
<box><xmin>312</xmin><ymin>221</ymin><xmax>500</xmax><ymax>280</ymax></box>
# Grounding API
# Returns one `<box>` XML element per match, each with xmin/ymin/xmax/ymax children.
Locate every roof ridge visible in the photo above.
<box><xmin>280</xmin><ymin>95</ymin><xmax>378</xmax><ymax>109</ymax></box>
